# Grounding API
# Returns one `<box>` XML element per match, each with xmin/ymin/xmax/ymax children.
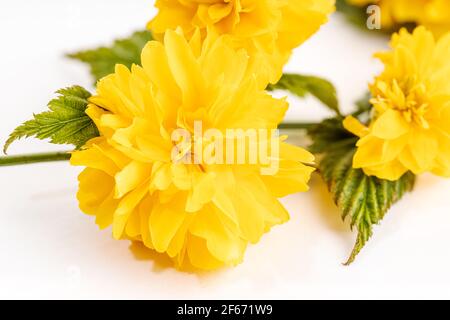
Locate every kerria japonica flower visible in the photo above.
<box><xmin>348</xmin><ymin>0</ymin><xmax>450</xmax><ymax>37</ymax></box>
<box><xmin>70</xmin><ymin>29</ymin><xmax>315</xmax><ymax>270</ymax></box>
<box><xmin>344</xmin><ymin>27</ymin><xmax>450</xmax><ymax>181</ymax></box>
<box><xmin>148</xmin><ymin>0</ymin><xmax>335</xmax><ymax>86</ymax></box>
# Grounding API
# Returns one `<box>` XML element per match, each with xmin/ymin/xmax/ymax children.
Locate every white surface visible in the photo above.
<box><xmin>1</xmin><ymin>0</ymin><xmax>449</xmax><ymax>300</ymax></box>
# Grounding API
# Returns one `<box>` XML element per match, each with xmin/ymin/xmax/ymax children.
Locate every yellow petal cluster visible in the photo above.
<box><xmin>149</xmin><ymin>0</ymin><xmax>335</xmax><ymax>86</ymax></box>
<box><xmin>70</xmin><ymin>30</ymin><xmax>315</xmax><ymax>270</ymax></box>
<box><xmin>348</xmin><ymin>0</ymin><xmax>450</xmax><ymax>37</ymax></box>
<box><xmin>344</xmin><ymin>27</ymin><xmax>450</xmax><ymax>181</ymax></box>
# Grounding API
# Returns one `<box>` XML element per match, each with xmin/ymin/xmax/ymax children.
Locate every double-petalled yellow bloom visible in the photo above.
<box><xmin>344</xmin><ymin>27</ymin><xmax>450</xmax><ymax>181</ymax></box>
<box><xmin>70</xmin><ymin>29</ymin><xmax>315</xmax><ymax>270</ymax></box>
<box><xmin>149</xmin><ymin>0</ymin><xmax>335</xmax><ymax>85</ymax></box>
<box><xmin>348</xmin><ymin>0</ymin><xmax>450</xmax><ymax>37</ymax></box>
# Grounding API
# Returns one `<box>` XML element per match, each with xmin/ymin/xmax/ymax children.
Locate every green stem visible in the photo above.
<box><xmin>0</xmin><ymin>151</ymin><xmax>71</xmax><ymax>167</ymax></box>
<box><xmin>278</xmin><ymin>122</ymin><xmax>316</xmax><ymax>130</ymax></box>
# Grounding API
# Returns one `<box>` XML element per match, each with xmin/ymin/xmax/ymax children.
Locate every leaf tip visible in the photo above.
<box><xmin>3</xmin><ymin>135</ymin><xmax>17</xmax><ymax>155</ymax></box>
<box><xmin>343</xmin><ymin>232</ymin><xmax>366</xmax><ymax>266</ymax></box>
<box><xmin>343</xmin><ymin>252</ymin><xmax>358</xmax><ymax>266</ymax></box>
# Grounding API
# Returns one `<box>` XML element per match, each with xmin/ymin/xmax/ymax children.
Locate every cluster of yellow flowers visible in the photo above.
<box><xmin>68</xmin><ymin>1</ymin><xmax>450</xmax><ymax>270</ymax></box>
<box><xmin>345</xmin><ymin>27</ymin><xmax>450</xmax><ymax>180</ymax></box>
<box><xmin>149</xmin><ymin>0</ymin><xmax>335</xmax><ymax>85</ymax></box>
<box><xmin>70</xmin><ymin>1</ymin><xmax>334</xmax><ymax>270</ymax></box>
<box><xmin>348</xmin><ymin>0</ymin><xmax>450</xmax><ymax>37</ymax></box>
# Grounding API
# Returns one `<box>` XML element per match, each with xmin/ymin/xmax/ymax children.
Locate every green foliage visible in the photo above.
<box><xmin>336</xmin><ymin>0</ymin><xmax>370</xmax><ymax>29</ymax></box>
<box><xmin>336</xmin><ymin>0</ymin><xmax>412</xmax><ymax>34</ymax></box>
<box><xmin>68</xmin><ymin>30</ymin><xmax>153</xmax><ymax>83</ymax></box>
<box><xmin>307</xmin><ymin>117</ymin><xmax>357</xmax><ymax>154</ymax></box>
<box><xmin>308</xmin><ymin>117</ymin><xmax>416</xmax><ymax>264</ymax></box>
<box><xmin>268</xmin><ymin>73</ymin><xmax>341</xmax><ymax>116</ymax></box>
<box><xmin>4</xmin><ymin>86</ymin><xmax>99</xmax><ymax>154</ymax></box>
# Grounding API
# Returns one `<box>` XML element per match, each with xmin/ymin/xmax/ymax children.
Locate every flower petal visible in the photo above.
<box><xmin>372</xmin><ymin>109</ymin><xmax>410</xmax><ymax>140</ymax></box>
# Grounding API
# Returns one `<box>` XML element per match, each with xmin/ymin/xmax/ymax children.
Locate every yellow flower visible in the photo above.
<box><xmin>344</xmin><ymin>27</ymin><xmax>450</xmax><ymax>181</ymax></box>
<box><xmin>148</xmin><ymin>0</ymin><xmax>335</xmax><ymax>86</ymax></box>
<box><xmin>347</xmin><ymin>0</ymin><xmax>450</xmax><ymax>37</ymax></box>
<box><xmin>70</xmin><ymin>29</ymin><xmax>315</xmax><ymax>270</ymax></box>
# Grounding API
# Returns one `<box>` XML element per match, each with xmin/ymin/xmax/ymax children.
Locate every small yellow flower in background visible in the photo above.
<box><xmin>148</xmin><ymin>0</ymin><xmax>335</xmax><ymax>86</ymax></box>
<box><xmin>347</xmin><ymin>0</ymin><xmax>450</xmax><ymax>37</ymax></box>
<box><xmin>70</xmin><ymin>29</ymin><xmax>315</xmax><ymax>271</ymax></box>
<box><xmin>344</xmin><ymin>27</ymin><xmax>450</xmax><ymax>181</ymax></box>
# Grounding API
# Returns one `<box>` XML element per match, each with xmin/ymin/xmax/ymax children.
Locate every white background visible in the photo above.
<box><xmin>0</xmin><ymin>0</ymin><xmax>449</xmax><ymax>300</ymax></box>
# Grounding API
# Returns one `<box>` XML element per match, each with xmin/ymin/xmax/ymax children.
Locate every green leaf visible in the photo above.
<box><xmin>336</xmin><ymin>0</ymin><xmax>412</xmax><ymax>34</ymax></box>
<box><xmin>68</xmin><ymin>30</ymin><xmax>153</xmax><ymax>83</ymax></box>
<box><xmin>308</xmin><ymin>117</ymin><xmax>416</xmax><ymax>265</ymax></box>
<box><xmin>307</xmin><ymin>117</ymin><xmax>356</xmax><ymax>154</ymax></box>
<box><xmin>336</xmin><ymin>0</ymin><xmax>369</xmax><ymax>30</ymax></box>
<box><xmin>3</xmin><ymin>86</ymin><xmax>99</xmax><ymax>154</ymax></box>
<box><xmin>268</xmin><ymin>73</ymin><xmax>341</xmax><ymax>116</ymax></box>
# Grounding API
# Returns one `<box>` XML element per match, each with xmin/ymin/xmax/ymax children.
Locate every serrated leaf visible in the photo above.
<box><xmin>308</xmin><ymin>117</ymin><xmax>416</xmax><ymax>264</ymax></box>
<box><xmin>68</xmin><ymin>30</ymin><xmax>153</xmax><ymax>83</ymax></box>
<box><xmin>268</xmin><ymin>73</ymin><xmax>341</xmax><ymax>116</ymax></box>
<box><xmin>3</xmin><ymin>86</ymin><xmax>99</xmax><ymax>154</ymax></box>
<box><xmin>307</xmin><ymin>117</ymin><xmax>357</xmax><ymax>154</ymax></box>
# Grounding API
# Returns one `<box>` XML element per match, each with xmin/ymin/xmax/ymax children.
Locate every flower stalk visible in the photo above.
<box><xmin>0</xmin><ymin>152</ymin><xmax>71</xmax><ymax>167</ymax></box>
<box><xmin>0</xmin><ymin>122</ymin><xmax>315</xmax><ymax>167</ymax></box>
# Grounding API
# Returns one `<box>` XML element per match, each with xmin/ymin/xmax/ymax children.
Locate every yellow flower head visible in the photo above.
<box><xmin>149</xmin><ymin>0</ymin><xmax>335</xmax><ymax>85</ymax></box>
<box><xmin>344</xmin><ymin>27</ymin><xmax>450</xmax><ymax>181</ymax></box>
<box><xmin>348</xmin><ymin>0</ymin><xmax>450</xmax><ymax>37</ymax></box>
<box><xmin>70</xmin><ymin>29</ymin><xmax>315</xmax><ymax>270</ymax></box>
